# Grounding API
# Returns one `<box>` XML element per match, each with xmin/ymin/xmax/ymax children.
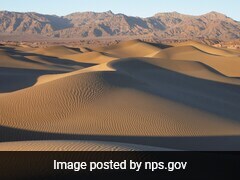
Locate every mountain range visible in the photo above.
<box><xmin>0</xmin><ymin>10</ymin><xmax>240</xmax><ymax>41</ymax></box>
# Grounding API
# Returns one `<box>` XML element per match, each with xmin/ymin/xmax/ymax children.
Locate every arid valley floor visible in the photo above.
<box><xmin>1</xmin><ymin>40</ymin><xmax>240</xmax><ymax>151</ymax></box>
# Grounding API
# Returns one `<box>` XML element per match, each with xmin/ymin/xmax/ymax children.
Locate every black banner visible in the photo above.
<box><xmin>0</xmin><ymin>152</ymin><xmax>239</xmax><ymax>179</ymax></box>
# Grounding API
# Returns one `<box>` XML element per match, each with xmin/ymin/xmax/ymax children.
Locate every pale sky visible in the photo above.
<box><xmin>0</xmin><ymin>0</ymin><xmax>239</xmax><ymax>20</ymax></box>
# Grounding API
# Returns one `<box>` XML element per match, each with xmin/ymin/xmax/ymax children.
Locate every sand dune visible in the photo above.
<box><xmin>172</xmin><ymin>41</ymin><xmax>240</xmax><ymax>57</ymax></box>
<box><xmin>96</xmin><ymin>40</ymin><xmax>161</xmax><ymax>58</ymax></box>
<box><xmin>154</xmin><ymin>45</ymin><xmax>240</xmax><ymax>77</ymax></box>
<box><xmin>0</xmin><ymin>141</ymin><xmax>172</xmax><ymax>151</ymax></box>
<box><xmin>128</xmin><ymin>57</ymin><xmax>240</xmax><ymax>85</ymax></box>
<box><xmin>1</xmin><ymin>40</ymin><xmax>240</xmax><ymax>150</ymax></box>
<box><xmin>63</xmin><ymin>51</ymin><xmax>117</xmax><ymax>64</ymax></box>
<box><xmin>33</xmin><ymin>45</ymin><xmax>80</xmax><ymax>57</ymax></box>
<box><xmin>0</xmin><ymin>45</ymin><xmax>95</xmax><ymax>93</ymax></box>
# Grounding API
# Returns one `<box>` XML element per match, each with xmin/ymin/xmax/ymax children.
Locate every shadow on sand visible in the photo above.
<box><xmin>108</xmin><ymin>59</ymin><xmax>240</xmax><ymax>122</ymax></box>
<box><xmin>1</xmin><ymin>125</ymin><xmax>240</xmax><ymax>150</ymax></box>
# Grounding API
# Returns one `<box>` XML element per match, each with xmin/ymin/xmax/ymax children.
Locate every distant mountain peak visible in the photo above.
<box><xmin>204</xmin><ymin>11</ymin><xmax>227</xmax><ymax>18</ymax></box>
<box><xmin>208</xmin><ymin>11</ymin><xmax>224</xmax><ymax>15</ymax></box>
<box><xmin>106</xmin><ymin>10</ymin><xmax>114</xmax><ymax>14</ymax></box>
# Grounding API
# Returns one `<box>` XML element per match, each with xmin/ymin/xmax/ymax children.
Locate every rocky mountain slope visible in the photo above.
<box><xmin>0</xmin><ymin>10</ymin><xmax>239</xmax><ymax>41</ymax></box>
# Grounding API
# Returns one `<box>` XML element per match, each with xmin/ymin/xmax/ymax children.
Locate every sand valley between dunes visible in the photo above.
<box><xmin>1</xmin><ymin>40</ymin><xmax>240</xmax><ymax>151</ymax></box>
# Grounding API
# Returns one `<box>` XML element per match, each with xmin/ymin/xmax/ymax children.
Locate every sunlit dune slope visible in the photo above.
<box><xmin>0</xmin><ymin>141</ymin><xmax>172</xmax><ymax>151</ymax></box>
<box><xmin>171</xmin><ymin>41</ymin><xmax>240</xmax><ymax>57</ymax></box>
<box><xmin>33</xmin><ymin>45</ymin><xmax>80</xmax><ymax>57</ymax></box>
<box><xmin>95</xmin><ymin>40</ymin><xmax>161</xmax><ymax>58</ymax></box>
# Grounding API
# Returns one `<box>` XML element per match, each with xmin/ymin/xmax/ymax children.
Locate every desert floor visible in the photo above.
<box><xmin>1</xmin><ymin>40</ymin><xmax>240</xmax><ymax>151</ymax></box>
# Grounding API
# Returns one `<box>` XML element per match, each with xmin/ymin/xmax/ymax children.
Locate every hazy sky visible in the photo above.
<box><xmin>0</xmin><ymin>0</ymin><xmax>239</xmax><ymax>20</ymax></box>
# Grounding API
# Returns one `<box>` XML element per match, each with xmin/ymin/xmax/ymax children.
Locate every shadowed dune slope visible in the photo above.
<box><xmin>1</xmin><ymin>40</ymin><xmax>240</xmax><ymax>150</ymax></box>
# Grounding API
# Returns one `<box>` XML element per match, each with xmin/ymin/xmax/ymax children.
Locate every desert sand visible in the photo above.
<box><xmin>1</xmin><ymin>40</ymin><xmax>240</xmax><ymax>151</ymax></box>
